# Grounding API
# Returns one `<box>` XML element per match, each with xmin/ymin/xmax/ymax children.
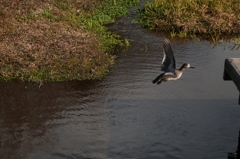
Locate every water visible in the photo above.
<box><xmin>1</xmin><ymin>2</ymin><xmax>240</xmax><ymax>159</ymax></box>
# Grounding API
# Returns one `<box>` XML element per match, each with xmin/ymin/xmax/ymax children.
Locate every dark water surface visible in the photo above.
<box><xmin>1</xmin><ymin>2</ymin><xmax>240</xmax><ymax>159</ymax></box>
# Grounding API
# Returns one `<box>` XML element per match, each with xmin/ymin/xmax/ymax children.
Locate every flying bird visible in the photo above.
<box><xmin>152</xmin><ymin>38</ymin><xmax>194</xmax><ymax>85</ymax></box>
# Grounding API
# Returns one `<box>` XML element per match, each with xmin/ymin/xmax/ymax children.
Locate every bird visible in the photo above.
<box><xmin>152</xmin><ymin>38</ymin><xmax>194</xmax><ymax>85</ymax></box>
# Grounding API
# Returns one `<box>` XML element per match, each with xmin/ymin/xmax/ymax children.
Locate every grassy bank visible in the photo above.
<box><xmin>0</xmin><ymin>0</ymin><xmax>139</xmax><ymax>82</ymax></box>
<box><xmin>137</xmin><ymin>0</ymin><xmax>240</xmax><ymax>40</ymax></box>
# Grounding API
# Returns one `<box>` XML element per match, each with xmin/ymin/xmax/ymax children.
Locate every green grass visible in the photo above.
<box><xmin>80</xmin><ymin>0</ymin><xmax>140</xmax><ymax>52</ymax></box>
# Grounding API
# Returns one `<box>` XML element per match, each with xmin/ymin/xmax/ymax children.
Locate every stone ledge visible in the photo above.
<box><xmin>224</xmin><ymin>58</ymin><xmax>240</xmax><ymax>105</ymax></box>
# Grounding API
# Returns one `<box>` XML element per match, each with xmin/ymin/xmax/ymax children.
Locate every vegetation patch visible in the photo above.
<box><xmin>137</xmin><ymin>0</ymin><xmax>240</xmax><ymax>40</ymax></box>
<box><xmin>0</xmin><ymin>21</ymin><xmax>114</xmax><ymax>82</ymax></box>
<box><xmin>0</xmin><ymin>0</ymin><xmax>139</xmax><ymax>82</ymax></box>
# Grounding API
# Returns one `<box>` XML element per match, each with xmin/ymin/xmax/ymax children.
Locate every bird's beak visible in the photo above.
<box><xmin>190</xmin><ymin>66</ymin><xmax>195</xmax><ymax>68</ymax></box>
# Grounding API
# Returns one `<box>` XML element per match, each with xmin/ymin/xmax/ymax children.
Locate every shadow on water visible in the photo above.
<box><xmin>0</xmin><ymin>80</ymin><xmax>110</xmax><ymax>159</ymax></box>
<box><xmin>1</xmin><ymin>0</ymin><xmax>240</xmax><ymax>159</ymax></box>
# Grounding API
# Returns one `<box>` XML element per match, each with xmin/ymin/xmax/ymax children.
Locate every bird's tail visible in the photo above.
<box><xmin>152</xmin><ymin>74</ymin><xmax>164</xmax><ymax>84</ymax></box>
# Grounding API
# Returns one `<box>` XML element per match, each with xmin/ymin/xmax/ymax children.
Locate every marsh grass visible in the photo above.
<box><xmin>137</xmin><ymin>0</ymin><xmax>240</xmax><ymax>39</ymax></box>
<box><xmin>0</xmin><ymin>0</ymin><xmax>139</xmax><ymax>82</ymax></box>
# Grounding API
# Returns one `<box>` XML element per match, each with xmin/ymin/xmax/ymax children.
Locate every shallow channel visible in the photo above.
<box><xmin>1</xmin><ymin>1</ymin><xmax>240</xmax><ymax>159</ymax></box>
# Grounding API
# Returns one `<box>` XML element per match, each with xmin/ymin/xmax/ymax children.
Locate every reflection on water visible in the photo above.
<box><xmin>1</xmin><ymin>2</ymin><xmax>240</xmax><ymax>159</ymax></box>
<box><xmin>108</xmin><ymin>99</ymin><xmax>239</xmax><ymax>159</ymax></box>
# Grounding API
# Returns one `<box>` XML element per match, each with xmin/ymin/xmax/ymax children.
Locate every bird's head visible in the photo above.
<box><xmin>181</xmin><ymin>63</ymin><xmax>195</xmax><ymax>70</ymax></box>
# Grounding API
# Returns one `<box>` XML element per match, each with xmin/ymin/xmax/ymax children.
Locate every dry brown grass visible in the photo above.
<box><xmin>138</xmin><ymin>0</ymin><xmax>240</xmax><ymax>39</ymax></box>
<box><xmin>0</xmin><ymin>0</ymin><xmax>115</xmax><ymax>82</ymax></box>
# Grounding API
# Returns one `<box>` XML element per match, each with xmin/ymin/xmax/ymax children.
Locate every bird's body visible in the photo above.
<box><xmin>152</xmin><ymin>38</ymin><xmax>194</xmax><ymax>85</ymax></box>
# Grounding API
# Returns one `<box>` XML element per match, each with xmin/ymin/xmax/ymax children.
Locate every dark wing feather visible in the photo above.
<box><xmin>161</xmin><ymin>38</ymin><xmax>176</xmax><ymax>72</ymax></box>
<box><xmin>152</xmin><ymin>73</ymin><xmax>164</xmax><ymax>84</ymax></box>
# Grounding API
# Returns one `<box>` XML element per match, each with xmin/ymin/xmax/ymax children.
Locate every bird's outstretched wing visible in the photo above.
<box><xmin>161</xmin><ymin>38</ymin><xmax>176</xmax><ymax>73</ymax></box>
